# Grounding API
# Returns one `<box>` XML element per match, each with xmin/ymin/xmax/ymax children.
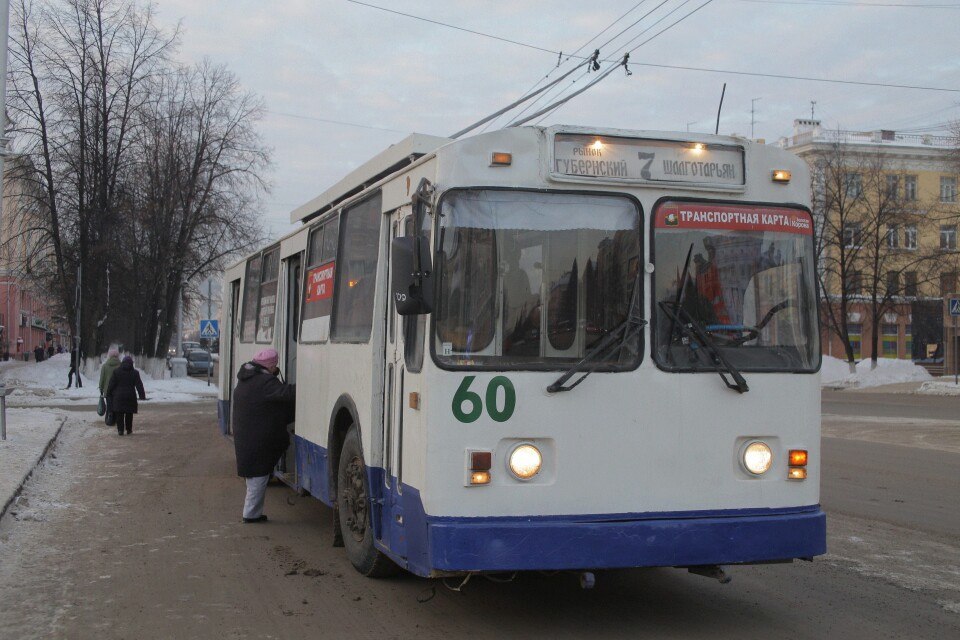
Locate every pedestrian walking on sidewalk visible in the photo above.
<box><xmin>232</xmin><ymin>348</ymin><xmax>296</xmax><ymax>523</ymax></box>
<box><xmin>67</xmin><ymin>346</ymin><xmax>83</xmax><ymax>388</ymax></box>
<box><xmin>33</xmin><ymin>345</ymin><xmax>45</xmax><ymax>362</ymax></box>
<box><xmin>99</xmin><ymin>346</ymin><xmax>122</xmax><ymax>415</ymax></box>
<box><xmin>105</xmin><ymin>355</ymin><xmax>146</xmax><ymax>435</ymax></box>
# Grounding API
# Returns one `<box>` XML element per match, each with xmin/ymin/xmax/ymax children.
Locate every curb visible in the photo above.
<box><xmin>0</xmin><ymin>416</ymin><xmax>68</xmax><ymax>520</ymax></box>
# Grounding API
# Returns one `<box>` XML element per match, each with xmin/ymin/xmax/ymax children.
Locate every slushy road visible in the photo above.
<box><xmin>0</xmin><ymin>396</ymin><xmax>957</xmax><ymax>639</ymax></box>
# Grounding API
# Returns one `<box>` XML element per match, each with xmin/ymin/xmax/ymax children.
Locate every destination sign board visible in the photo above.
<box><xmin>552</xmin><ymin>134</ymin><xmax>745</xmax><ymax>186</ymax></box>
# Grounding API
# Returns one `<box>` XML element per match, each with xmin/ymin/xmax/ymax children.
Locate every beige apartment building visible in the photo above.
<box><xmin>780</xmin><ymin>119</ymin><xmax>960</xmax><ymax>368</ymax></box>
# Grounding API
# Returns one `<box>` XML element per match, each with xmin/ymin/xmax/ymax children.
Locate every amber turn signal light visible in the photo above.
<box><xmin>789</xmin><ymin>449</ymin><xmax>808</xmax><ymax>466</ymax></box>
<box><xmin>772</xmin><ymin>169</ymin><xmax>792</xmax><ymax>183</ymax></box>
<box><xmin>490</xmin><ymin>152</ymin><xmax>512</xmax><ymax>166</ymax></box>
<box><xmin>470</xmin><ymin>471</ymin><xmax>491</xmax><ymax>485</ymax></box>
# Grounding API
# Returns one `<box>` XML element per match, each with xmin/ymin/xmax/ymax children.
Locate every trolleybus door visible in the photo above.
<box><xmin>380</xmin><ymin>211</ymin><xmax>409</xmax><ymax>558</ymax></box>
<box><xmin>279</xmin><ymin>255</ymin><xmax>301</xmax><ymax>484</ymax></box>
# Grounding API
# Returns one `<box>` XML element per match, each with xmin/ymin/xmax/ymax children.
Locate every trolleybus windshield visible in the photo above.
<box><xmin>435</xmin><ymin>189</ymin><xmax>641</xmax><ymax>370</ymax></box>
<box><xmin>653</xmin><ymin>200</ymin><xmax>819</xmax><ymax>373</ymax></box>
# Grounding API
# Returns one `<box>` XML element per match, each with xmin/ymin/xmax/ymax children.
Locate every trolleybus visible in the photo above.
<box><xmin>218</xmin><ymin>125</ymin><xmax>825</xmax><ymax>580</ymax></box>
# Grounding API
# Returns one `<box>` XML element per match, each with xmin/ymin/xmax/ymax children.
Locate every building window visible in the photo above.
<box><xmin>904</xmin><ymin>175</ymin><xmax>918</xmax><ymax>201</ymax></box>
<box><xmin>845</xmin><ymin>173</ymin><xmax>863</xmax><ymax>199</ymax></box>
<box><xmin>940</xmin><ymin>272</ymin><xmax>957</xmax><ymax>296</ymax></box>
<box><xmin>904</xmin><ymin>271</ymin><xmax>918</xmax><ymax>297</ymax></box>
<box><xmin>940</xmin><ymin>225</ymin><xmax>957</xmax><ymax>251</ymax></box>
<box><xmin>846</xmin><ymin>270</ymin><xmax>863</xmax><ymax>296</ymax></box>
<box><xmin>847</xmin><ymin>322</ymin><xmax>862</xmax><ymax>359</ymax></box>
<box><xmin>904</xmin><ymin>224</ymin><xmax>918</xmax><ymax>249</ymax></box>
<box><xmin>886</xmin><ymin>175</ymin><xmax>899</xmax><ymax>199</ymax></box>
<box><xmin>886</xmin><ymin>271</ymin><xmax>900</xmax><ymax>295</ymax></box>
<box><xmin>881</xmin><ymin>323</ymin><xmax>899</xmax><ymax>357</ymax></box>
<box><xmin>886</xmin><ymin>225</ymin><xmax>899</xmax><ymax>249</ymax></box>
<box><xmin>941</xmin><ymin>176</ymin><xmax>958</xmax><ymax>203</ymax></box>
<box><xmin>843</xmin><ymin>223</ymin><xmax>862</xmax><ymax>248</ymax></box>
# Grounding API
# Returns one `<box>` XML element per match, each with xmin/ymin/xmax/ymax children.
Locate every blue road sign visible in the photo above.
<box><xmin>200</xmin><ymin>319</ymin><xmax>220</xmax><ymax>338</ymax></box>
<box><xmin>950</xmin><ymin>299</ymin><xmax>960</xmax><ymax>317</ymax></box>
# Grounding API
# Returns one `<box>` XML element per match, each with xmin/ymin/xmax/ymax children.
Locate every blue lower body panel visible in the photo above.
<box><xmin>423</xmin><ymin>506</ymin><xmax>826</xmax><ymax>573</ymax></box>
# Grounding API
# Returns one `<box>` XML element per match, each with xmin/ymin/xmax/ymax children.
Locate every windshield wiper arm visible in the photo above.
<box><xmin>658</xmin><ymin>300</ymin><xmax>749</xmax><ymax>394</ymax></box>
<box><xmin>547</xmin><ymin>300</ymin><xmax>646</xmax><ymax>394</ymax></box>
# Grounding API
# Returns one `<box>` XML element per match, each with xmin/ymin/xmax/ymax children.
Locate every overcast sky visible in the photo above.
<box><xmin>153</xmin><ymin>0</ymin><xmax>960</xmax><ymax>240</ymax></box>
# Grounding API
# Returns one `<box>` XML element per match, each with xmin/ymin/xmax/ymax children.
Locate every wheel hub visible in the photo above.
<box><xmin>340</xmin><ymin>456</ymin><xmax>368</xmax><ymax>542</ymax></box>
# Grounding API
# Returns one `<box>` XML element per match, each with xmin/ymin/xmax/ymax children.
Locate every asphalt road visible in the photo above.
<box><xmin>0</xmin><ymin>397</ymin><xmax>957</xmax><ymax>639</ymax></box>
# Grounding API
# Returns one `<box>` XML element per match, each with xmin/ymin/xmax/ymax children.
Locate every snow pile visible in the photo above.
<box><xmin>0</xmin><ymin>355</ymin><xmax>217</xmax><ymax>406</ymax></box>
<box><xmin>916</xmin><ymin>379</ymin><xmax>960</xmax><ymax>396</ymax></box>
<box><xmin>820</xmin><ymin>355</ymin><xmax>933</xmax><ymax>388</ymax></box>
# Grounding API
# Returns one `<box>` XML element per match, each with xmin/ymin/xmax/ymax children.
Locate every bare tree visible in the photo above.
<box><xmin>812</xmin><ymin>140</ymin><xmax>867</xmax><ymax>372</ymax></box>
<box><xmin>812</xmin><ymin>137</ymin><xmax>953</xmax><ymax>371</ymax></box>
<box><xmin>6</xmin><ymin>0</ymin><xmax>268</xmax><ymax>363</ymax></box>
<box><xmin>855</xmin><ymin>150</ymin><xmax>950</xmax><ymax>368</ymax></box>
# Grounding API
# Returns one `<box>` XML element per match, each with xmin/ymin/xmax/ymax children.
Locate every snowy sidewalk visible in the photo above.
<box><xmin>0</xmin><ymin>409</ymin><xmax>66</xmax><ymax>518</ymax></box>
<box><xmin>0</xmin><ymin>353</ymin><xmax>218</xmax><ymax>407</ymax></box>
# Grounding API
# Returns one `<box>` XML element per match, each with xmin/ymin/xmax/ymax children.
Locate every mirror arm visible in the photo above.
<box><xmin>410</xmin><ymin>178</ymin><xmax>435</xmax><ymax>288</ymax></box>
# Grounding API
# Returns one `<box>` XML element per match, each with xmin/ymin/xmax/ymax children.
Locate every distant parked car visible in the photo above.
<box><xmin>186</xmin><ymin>350</ymin><xmax>213</xmax><ymax>376</ymax></box>
<box><xmin>181</xmin><ymin>341</ymin><xmax>201</xmax><ymax>357</ymax></box>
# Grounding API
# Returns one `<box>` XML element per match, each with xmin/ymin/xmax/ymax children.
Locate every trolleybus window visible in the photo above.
<box><xmin>300</xmin><ymin>217</ymin><xmax>339</xmax><ymax>343</ymax></box>
<box><xmin>435</xmin><ymin>189</ymin><xmax>641</xmax><ymax>369</ymax></box>
<box><xmin>255</xmin><ymin>247</ymin><xmax>280</xmax><ymax>343</ymax></box>
<box><xmin>240</xmin><ymin>253</ymin><xmax>262</xmax><ymax>342</ymax></box>
<box><xmin>653</xmin><ymin>200</ymin><xmax>819</xmax><ymax>372</ymax></box>
<box><xmin>332</xmin><ymin>193</ymin><xmax>382</xmax><ymax>342</ymax></box>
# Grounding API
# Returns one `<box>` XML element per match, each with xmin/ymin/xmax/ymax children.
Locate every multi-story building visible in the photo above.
<box><xmin>0</xmin><ymin>156</ymin><xmax>66</xmax><ymax>360</ymax></box>
<box><xmin>780</xmin><ymin>119</ymin><xmax>960</xmax><ymax>368</ymax></box>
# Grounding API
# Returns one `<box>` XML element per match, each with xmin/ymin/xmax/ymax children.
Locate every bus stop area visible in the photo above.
<box><xmin>0</xmin><ymin>389</ymin><xmax>957</xmax><ymax>639</ymax></box>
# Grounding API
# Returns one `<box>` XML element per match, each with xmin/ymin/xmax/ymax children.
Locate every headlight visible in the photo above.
<box><xmin>508</xmin><ymin>444</ymin><xmax>542</xmax><ymax>480</ymax></box>
<box><xmin>742</xmin><ymin>441</ymin><xmax>773</xmax><ymax>475</ymax></box>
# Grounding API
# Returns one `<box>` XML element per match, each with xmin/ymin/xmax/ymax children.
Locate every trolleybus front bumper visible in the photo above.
<box><xmin>415</xmin><ymin>504</ymin><xmax>826</xmax><ymax>575</ymax></box>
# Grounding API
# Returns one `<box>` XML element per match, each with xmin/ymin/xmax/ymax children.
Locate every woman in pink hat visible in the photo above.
<box><xmin>231</xmin><ymin>348</ymin><xmax>296</xmax><ymax>523</ymax></box>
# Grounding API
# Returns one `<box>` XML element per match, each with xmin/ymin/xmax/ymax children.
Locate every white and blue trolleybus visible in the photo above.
<box><xmin>218</xmin><ymin>125</ymin><xmax>825</xmax><ymax>581</ymax></box>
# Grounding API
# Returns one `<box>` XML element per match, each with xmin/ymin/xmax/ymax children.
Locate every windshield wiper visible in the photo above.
<box><xmin>658</xmin><ymin>300</ymin><xmax>749</xmax><ymax>394</ymax></box>
<box><xmin>547</xmin><ymin>279</ymin><xmax>646</xmax><ymax>393</ymax></box>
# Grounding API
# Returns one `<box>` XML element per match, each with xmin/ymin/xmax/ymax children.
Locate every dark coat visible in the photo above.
<box><xmin>106</xmin><ymin>360</ymin><xmax>146</xmax><ymax>414</ymax></box>
<box><xmin>232</xmin><ymin>362</ymin><xmax>296</xmax><ymax>478</ymax></box>
<box><xmin>33</xmin><ymin>347</ymin><xmax>44</xmax><ymax>362</ymax></box>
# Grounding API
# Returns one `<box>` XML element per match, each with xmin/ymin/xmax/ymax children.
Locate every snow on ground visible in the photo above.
<box><xmin>917</xmin><ymin>378</ymin><xmax>960</xmax><ymax>396</ymax></box>
<box><xmin>0</xmin><ymin>409</ymin><xmax>67</xmax><ymax>515</ymax></box>
<box><xmin>820</xmin><ymin>355</ymin><xmax>933</xmax><ymax>388</ymax></box>
<box><xmin>0</xmin><ymin>354</ymin><xmax>216</xmax><ymax>406</ymax></box>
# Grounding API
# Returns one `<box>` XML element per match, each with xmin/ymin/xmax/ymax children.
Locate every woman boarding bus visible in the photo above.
<box><xmin>218</xmin><ymin>126</ymin><xmax>824</xmax><ymax>582</ymax></box>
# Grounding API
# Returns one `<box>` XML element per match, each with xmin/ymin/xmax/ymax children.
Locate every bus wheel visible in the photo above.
<box><xmin>336</xmin><ymin>425</ymin><xmax>398</xmax><ymax>577</ymax></box>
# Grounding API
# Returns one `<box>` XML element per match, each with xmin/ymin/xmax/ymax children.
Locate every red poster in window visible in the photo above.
<box><xmin>655</xmin><ymin>202</ymin><xmax>812</xmax><ymax>235</ymax></box>
<box><xmin>306</xmin><ymin>262</ymin><xmax>335</xmax><ymax>303</ymax></box>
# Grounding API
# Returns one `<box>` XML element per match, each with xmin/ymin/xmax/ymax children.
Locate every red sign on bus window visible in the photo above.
<box><xmin>655</xmin><ymin>202</ymin><xmax>812</xmax><ymax>235</ymax></box>
<box><xmin>306</xmin><ymin>262</ymin><xmax>335</xmax><ymax>303</ymax></box>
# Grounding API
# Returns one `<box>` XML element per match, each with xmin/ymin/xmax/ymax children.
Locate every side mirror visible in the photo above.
<box><xmin>391</xmin><ymin>236</ymin><xmax>434</xmax><ymax>315</ymax></box>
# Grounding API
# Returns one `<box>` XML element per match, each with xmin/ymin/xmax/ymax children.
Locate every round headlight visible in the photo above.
<box><xmin>508</xmin><ymin>444</ymin><xmax>542</xmax><ymax>480</ymax></box>
<box><xmin>742</xmin><ymin>441</ymin><xmax>773</xmax><ymax>475</ymax></box>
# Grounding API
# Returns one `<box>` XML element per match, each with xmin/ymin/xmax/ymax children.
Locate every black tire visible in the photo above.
<box><xmin>336</xmin><ymin>425</ymin><xmax>399</xmax><ymax>577</ymax></box>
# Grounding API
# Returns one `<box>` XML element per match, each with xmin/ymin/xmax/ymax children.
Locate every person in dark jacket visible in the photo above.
<box><xmin>232</xmin><ymin>348</ymin><xmax>296</xmax><ymax>523</ymax></box>
<box><xmin>66</xmin><ymin>347</ymin><xmax>83</xmax><ymax>388</ymax></box>
<box><xmin>106</xmin><ymin>355</ymin><xmax>146</xmax><ymax>435</ymax></box>
<box><xmin>33</xmin><ymin>345</ymin><xmax>45</xmax><ymax>362</ymax></box>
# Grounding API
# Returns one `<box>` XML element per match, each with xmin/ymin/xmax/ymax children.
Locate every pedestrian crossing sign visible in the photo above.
<box><xmin>950</xmin><ymin>299</ymin><xmax>960</xmax><ymax>317</ymax></box>
<box><xmin>200</xmin><ymin>319</ymin><xmax>220</xmax><ymax>338</ymax></box>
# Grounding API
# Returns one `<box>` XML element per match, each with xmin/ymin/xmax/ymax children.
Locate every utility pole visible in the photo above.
<box><xmin>686</xmin><ymin>121</ymin><xmax>696</xmax><ymax>132</ymax></box>
<box><xmin>176</xmin><ymin>283</ymin><xmax>183</xmax><ymax>356</ymax></box>
<box><xmin>0</xmin><ymin>0</ymin><xmax>10</xmax><ymax>229</ymax></box>
<box><xmin>810</xmin><ymin>100</ymin><xmax>817</xmax><ymax>120</ymax></box>
<box><xmin>750</xmin><ymin>97</ymin><xmax>762</xmax><ymax>140</ymax></box>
